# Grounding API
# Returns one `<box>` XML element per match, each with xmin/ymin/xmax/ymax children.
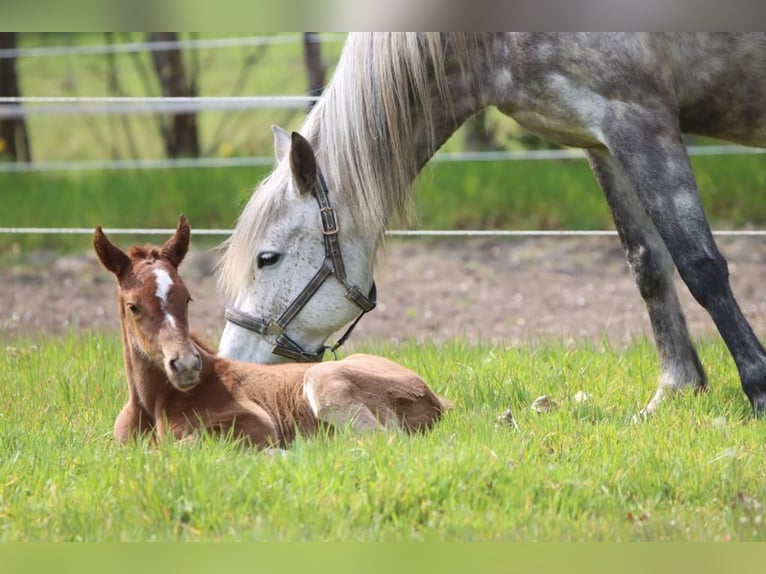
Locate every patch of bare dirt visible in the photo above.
<box><xmin>1</xmin><ymin>237</ymin><xmax>764</xmax><ymax>351</ymax></box>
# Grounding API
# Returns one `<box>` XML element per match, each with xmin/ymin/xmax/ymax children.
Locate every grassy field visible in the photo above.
<box><xmin>2</xmin><ymin>332</ymin><xmax>765</xmax><ymax>541</ymax></box>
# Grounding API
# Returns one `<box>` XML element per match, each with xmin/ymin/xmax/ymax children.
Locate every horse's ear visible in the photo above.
<box><xmin>160</xmin><ymin>214</ymin><xmax>191</xmax><ymax>268</ymax></box>
<box><xmin>289</xmin><ymin>131</ymin><xmax>317</xmax><ymax>194</ymax></box>
<box><xmin>93</xmin><ymin>226</ymin><xmax>130</xmax><ymax>277</ymax></box>
<box><xmin>272</xmin><ymin>125</ymin><xmax>291</xmax><ymax>162</ymax></box>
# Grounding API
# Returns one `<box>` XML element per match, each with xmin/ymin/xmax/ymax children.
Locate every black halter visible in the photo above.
<box><xmin>224</xmin><ymin>170</ymin><xmax>377</xmax><ymax>362</ymax></box>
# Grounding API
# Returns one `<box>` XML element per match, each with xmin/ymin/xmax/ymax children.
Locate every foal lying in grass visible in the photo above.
<box><xmin>94</xmin><ymin>216</ymin><xmax>449</xmax><ymax>449</ymax></box>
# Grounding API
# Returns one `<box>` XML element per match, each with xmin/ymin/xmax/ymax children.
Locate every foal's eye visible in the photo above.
<box><xmin>126</xmin><ymin>303</ymin><xmax>139</xmax><ymax>315</ymax></box>
<box><xmin>256</xmin><ymin>252</ymin><xmax>281</xmax><ymax>269</ymax></box>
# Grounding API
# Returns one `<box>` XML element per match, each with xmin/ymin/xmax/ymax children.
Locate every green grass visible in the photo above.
<box><xmin>2</xmin><ymin>333</ymin><xmax>765</xmax><ymax>541</ymax></box>
<box><xmin>414</xmin><ymin>153</ymin><xmax>766</xmax><ymax>231</ymax></box>
<box><xmin>0</xmin><ymin>167</ymin><xmax>262</xmax><ymax>257</ymax></box>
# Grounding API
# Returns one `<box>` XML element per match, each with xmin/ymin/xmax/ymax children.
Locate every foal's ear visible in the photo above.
<box><xmin>93</xmin><ymin>226</ymin><xmax>130</xmax><ymax>277</ymax></box>
<box><xmin>160</xmin><ymin>214</ymin><xmax>191</xmax><ymax>268</ymax></box>
<box><xmin>289</xmin><ymin>131</ymin><xmax>317</xmax><ymax>194</ymax></box>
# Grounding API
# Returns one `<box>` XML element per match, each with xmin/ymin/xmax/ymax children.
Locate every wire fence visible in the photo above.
<box><xmin>0</xmin><ymin>143</ymin><xmax>763</xmax><ymax>173</ymax></box>
<box><xmin>1</xmin><ymin>36</ymin><xmax>764</xmax><ymax>240</ymax></box>
<box><xmin>0</xmin><ymin>33</ymin><xmax>346</xmax><ymax>59</ymax></box>
<box><xmin>0</xmin><ymin>96</ymin><xmax>321</xmax><ymax>119</ymax></box>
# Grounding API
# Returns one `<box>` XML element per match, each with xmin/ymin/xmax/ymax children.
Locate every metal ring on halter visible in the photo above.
<box><xmin>224</xmin><ymin>168</ymin><xmax>377</xmax><ymax>362</ymax></box>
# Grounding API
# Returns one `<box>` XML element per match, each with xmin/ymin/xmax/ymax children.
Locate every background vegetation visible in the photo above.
<box><xmin>2</xmin><ymin>153</ymin><xmax>765</xmax><ymax>259</ymax></box>
<box><xmin>2</xmin><ymin>33</ymin><xmax>764</xmax><ymax>259</ymax></box>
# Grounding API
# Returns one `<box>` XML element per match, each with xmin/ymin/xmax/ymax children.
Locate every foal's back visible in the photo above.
<box><xmin>213</xmin><ymin>356</ymin><xmax>319</xmax><ymax>445</ymax></box>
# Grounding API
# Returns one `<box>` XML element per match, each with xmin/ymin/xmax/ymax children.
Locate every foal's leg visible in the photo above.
<box><xmin>303</xmin><ymin>356</ymin><xmax>447</xmax><ymax>432</ymax></box>
<box><xmin>113</xmin><ymin>399</ymin><xmax>154</xmax><ymax>444</ymax></box>
<box><xmin>172</xmin><ymin>401</ymin><xmax>282</xmax><ymax>450</ymax></box>
<box><xmin>602</xmin><ymin>108</ymin><xmax>766</xmax><ymax>415</ymax></box>
<box><xmin>227</xmin><ymin>402</ymin><xmax>283</xmax><ymax>449</ymax></box>
<box><xmin>586</xmin><ymin>149</ymin><xmax>706</xmax><ymax>416</ymax></box>
<box><xmin>302</xmin><ymin>370</ymin><xmax>394</xmax><ymax>432</ymax></box>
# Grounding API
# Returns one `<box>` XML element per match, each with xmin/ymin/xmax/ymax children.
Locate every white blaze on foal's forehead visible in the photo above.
<box><xmin>152</xmin><ymin>267</ymin><xmax>177</xmax><ymax>326</ymax></box>
<box><xmin>153</xmin><ymin>268</ymin><xmax>174</xmax><ymax>304</ymax></box>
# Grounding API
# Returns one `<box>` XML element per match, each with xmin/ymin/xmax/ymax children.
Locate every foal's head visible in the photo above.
<box><xmin>94</xmin><ymin>215</ymin><xmax>202</xmax><ymax>391</ymax></box>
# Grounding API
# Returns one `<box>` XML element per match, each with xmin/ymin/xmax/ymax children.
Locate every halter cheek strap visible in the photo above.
<box><xmin>224</xmin><ymin>169</ymin><xmax>377</xmax><ymax>362</ymax></box>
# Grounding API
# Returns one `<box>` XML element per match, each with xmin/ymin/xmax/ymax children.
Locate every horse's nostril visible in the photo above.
<box><xmin>169</xmin><ymin>353</ymin><xmax>201</xmax><ymax>375</ymax></box>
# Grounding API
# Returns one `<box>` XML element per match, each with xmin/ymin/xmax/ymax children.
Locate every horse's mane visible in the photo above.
<box><xmin>218</xmin><ymin>33</ymin><xmax>488</xmax><ymax>299</ymax></box>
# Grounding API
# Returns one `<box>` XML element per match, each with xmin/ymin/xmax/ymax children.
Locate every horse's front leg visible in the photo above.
<box><xmin>113</xmin><ymin>399</ymin><xmax>153</xmax><ymax>444</ymax></box>
<box><xmin>586</xmin><ymin>148</ymin><xmax>706</xmax><ymax>416</ymax></box>
<box><xmin>602</xmin><ymin>107</ymin><xmax>766</xmax><ymax>415</ymax></box>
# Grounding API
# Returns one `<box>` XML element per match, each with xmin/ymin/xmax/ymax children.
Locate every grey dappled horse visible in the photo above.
<box><xmin>218</xmin><ymin>33</ymin><xmax>766</xmax><ymax>416</ymax></box>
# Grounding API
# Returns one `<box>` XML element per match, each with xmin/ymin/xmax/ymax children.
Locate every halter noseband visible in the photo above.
<box><xmin>224</xmin><ymin>170</ymin><xmax>377</xmax><ymax>362</ymax></box>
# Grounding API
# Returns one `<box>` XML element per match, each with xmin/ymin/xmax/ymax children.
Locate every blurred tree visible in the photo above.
<box><xmin>0</xmin><ymin>32</ymin><xmax>32</xmax><ymax>161</ymax></box>
<box><xmin>304</xmin><ymin>32</ymin><xmax>325</xmax><ymax>112</ymax></box>
<box><xmin>149</xmin><ymin>32</ymin><xmax>200</xmax><ymax>158</ymax></box>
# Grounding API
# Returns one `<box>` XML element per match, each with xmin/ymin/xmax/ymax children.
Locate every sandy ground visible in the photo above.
<box><xmin>2</xmin><ymin>236</ymin><xmax>764</xmax><ymax>353</ymax></box>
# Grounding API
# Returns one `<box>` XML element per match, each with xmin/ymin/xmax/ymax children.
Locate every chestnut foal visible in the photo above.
<box><xmin>94</xmin><ymin>216</ymin><xmax>449</xmax><ymax>449</ymax></box>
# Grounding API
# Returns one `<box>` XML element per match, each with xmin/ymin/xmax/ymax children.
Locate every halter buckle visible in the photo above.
<box><xmin>319</xmin><ymin>206</ymin><xmax>339</xmax><ymax>235</ymax></box>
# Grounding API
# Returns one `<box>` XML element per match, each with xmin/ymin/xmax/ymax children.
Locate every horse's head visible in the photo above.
<box><xmin>218</xmin><ymin>127</ymin><xmax>377</xmax><ymax>364</ymax></box>
<box><xmin>94</xmin><ymin>215</ymin><xmax>203</xmax><ymax>391</ymax></box>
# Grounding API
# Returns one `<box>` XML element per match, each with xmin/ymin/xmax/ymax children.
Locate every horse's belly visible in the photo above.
<box><xmin>496</xmin><ymin>74</ymin><xmax>607</xmax><ymax>149</ymax></box>
<box><xmin>510</xmin><ymin>110</ymin><xmax>604</xmax><ymax>149</ymax></box>
<box><xmin>680</xmin><ymin>99</ymin><xmax>766</xmax><ymax>147</ymax></box>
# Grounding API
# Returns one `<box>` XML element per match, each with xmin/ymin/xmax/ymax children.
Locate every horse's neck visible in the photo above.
<box><xmin>385</xmin><ymin>37</ymin><xmax>493</xmax><ymax>173</ymax></box>
<box><xmin>306</xmin><ymin>34</ymin><xmax>491</xmax><ymax>233</ymax></box>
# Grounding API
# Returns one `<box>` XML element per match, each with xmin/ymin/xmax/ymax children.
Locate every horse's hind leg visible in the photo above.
<box><xmin>602</xmin><ymin>110</ymin><xmax>766</xmax><ymax>415</ymax></box>
<box><xmin>586</xmin><ymin>149</ymin><xmax>706</xmax><ymax>416</ymax></box>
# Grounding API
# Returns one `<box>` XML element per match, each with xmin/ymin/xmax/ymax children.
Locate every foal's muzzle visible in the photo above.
<box><xmin>166</xmin><ymin>349</ymin><xmax>203</xmax><ymax>391</ymax></box>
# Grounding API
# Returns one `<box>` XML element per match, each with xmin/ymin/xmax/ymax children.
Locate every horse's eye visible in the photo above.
<box><xmin>257</xmin><ymin>252</ymin><xmax>281</xmax><ymax>269</ymax></box>
<box><xmin>126</xmin><ymin>303</ymin><xmax>139</xmax><ymax>315</ymax></box>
